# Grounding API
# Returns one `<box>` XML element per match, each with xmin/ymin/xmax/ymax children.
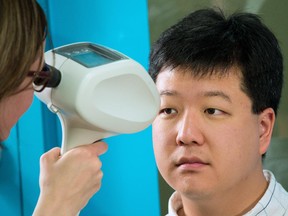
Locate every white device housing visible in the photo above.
<box><xmin>35</xmin><ymin>42</ymin><xmax>160</xmax><ymax>153</ymax></box>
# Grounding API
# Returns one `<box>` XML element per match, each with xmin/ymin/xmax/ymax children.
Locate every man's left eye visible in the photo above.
<box><xmin>204</xmin><ymin>108</ymin><xmax>224</xmax><ymax>115</ymax></box>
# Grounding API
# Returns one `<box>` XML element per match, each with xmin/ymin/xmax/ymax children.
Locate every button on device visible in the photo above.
<box><xmin>47</xmin><ymin>103</ymin><xmax>59</xmax><ymax>113</ymax></box>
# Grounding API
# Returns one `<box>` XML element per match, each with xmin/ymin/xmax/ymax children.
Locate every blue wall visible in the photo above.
<box><xmin>0</xmin><ymin>0</ymin><xmax>160</xmax><ymax>215</ymax></box>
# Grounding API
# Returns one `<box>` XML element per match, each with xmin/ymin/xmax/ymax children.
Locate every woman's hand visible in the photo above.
<box><xmin>33</xmin><ymin>141</ymin><xmax>108</xmax><ymax>216</ymax></box>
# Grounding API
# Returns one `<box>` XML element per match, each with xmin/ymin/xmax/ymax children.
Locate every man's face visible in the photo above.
<box><xmin>152</xmin><ymin>67</ymin><xmax>274</xmax><ymax>199</ymax></box>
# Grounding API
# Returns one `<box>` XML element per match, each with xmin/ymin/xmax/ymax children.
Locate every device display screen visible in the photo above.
<box><xmin>55</xmin><ymin>43</ymin><xmax>127</xmax><ymax>68</ymax></box>
<box><xmin>72</xmin><ymin>50</ymin><xmax>113</xmax><ymax>67</ymax></box>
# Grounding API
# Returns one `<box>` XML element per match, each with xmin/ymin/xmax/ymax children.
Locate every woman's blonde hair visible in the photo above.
<box><xmin>0</xmin><ymin>0</ymin><xmax>47</xmax><ymax>101</ymax></box>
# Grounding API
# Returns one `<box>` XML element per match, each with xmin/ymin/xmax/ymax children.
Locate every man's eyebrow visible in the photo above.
<box><xmin>203</xmin><ymin>91</ymin><xmax>232</xmax><ymax>103</ymax></box>
<box><xmin>159</xmin><ymin>90</ymin><xmax>179</xmax><ymax>96</ymax></box>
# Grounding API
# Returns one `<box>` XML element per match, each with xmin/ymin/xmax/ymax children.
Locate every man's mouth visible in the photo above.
<box><xmin>175</xmin><ymin>156</ymin><xmax>209</xmax><ymax>169</ymax></box>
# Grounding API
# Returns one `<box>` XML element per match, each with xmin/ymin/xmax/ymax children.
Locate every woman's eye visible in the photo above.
<box><xmin>160</xmin><ymin>108</ymin><xmax>177</xmax><ymax>115</ymax></box>
<box><xmin>204</xmin><ymin>108</ymin><xmax>224</xmax><ymax>115</ymax></box>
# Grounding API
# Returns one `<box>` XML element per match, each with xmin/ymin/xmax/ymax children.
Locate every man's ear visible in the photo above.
<box><xmin>259</xmin><ymin>108</ymin><xmax>275</xmax><ymax>155</ymax></box>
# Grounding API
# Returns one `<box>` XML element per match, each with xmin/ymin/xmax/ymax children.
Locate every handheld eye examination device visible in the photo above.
<box><xmin>35</xmin><ymin>42</ymin><xmax>160</xmax><ymax>154</ymax></box>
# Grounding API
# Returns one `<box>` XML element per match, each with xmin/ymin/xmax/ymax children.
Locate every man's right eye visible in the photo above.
<box><xmin>159</xmin><ymin>108</ymin><xmax>177</xmax><ymax>115</ymax></box>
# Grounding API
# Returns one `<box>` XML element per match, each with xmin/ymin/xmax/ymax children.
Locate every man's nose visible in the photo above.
<box><xmin>176</xmin><ymin>111</ymin><xmax>204</xmax><ymax>146</ymax></box>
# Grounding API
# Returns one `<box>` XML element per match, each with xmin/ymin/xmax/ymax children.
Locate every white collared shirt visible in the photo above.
<box><xmin>166</xmin><ymin>170</ymin><xmax>288</xmax><ymax>216</ymax></box>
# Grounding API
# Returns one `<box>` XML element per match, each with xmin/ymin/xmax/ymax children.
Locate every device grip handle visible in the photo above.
<box><xmin>57</xmin><ymin>113</ymin><xmax>109</xmax><ymax>154</ymax></box>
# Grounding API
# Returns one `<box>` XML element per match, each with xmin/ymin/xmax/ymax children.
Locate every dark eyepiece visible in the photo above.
<box><xmin>43</xmin><ymin>63</ymin><xmax>61</xmax><ymax>88</ymax></box>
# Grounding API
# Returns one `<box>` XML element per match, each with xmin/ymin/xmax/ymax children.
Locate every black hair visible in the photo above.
<box><xmin>149</xmin><ymin>8</ymin><xmax>283</xmax><ymax>115</ymax></box>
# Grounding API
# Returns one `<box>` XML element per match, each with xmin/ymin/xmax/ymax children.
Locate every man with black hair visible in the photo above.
<box><xmin>149</xmin><ymin>8</ymin><xmax>288</xmax><ymax>216</ymax></box>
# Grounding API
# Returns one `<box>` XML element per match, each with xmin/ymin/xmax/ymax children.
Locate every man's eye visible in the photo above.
<box><xmin>160</xmin><ymin>108</ymin><xmax>177</xmax><ymax>115</ymax></box>
<box><xmin>204</xmin><ymin>108</ymin><xmax>224</xmax><ymax>115</ymax></box>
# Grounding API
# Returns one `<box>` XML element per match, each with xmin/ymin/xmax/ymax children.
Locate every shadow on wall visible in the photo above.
<box><xmin>263</xmin><ymin>137</ymin><xmax>288</xmax><ymax>190</ymax></box>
